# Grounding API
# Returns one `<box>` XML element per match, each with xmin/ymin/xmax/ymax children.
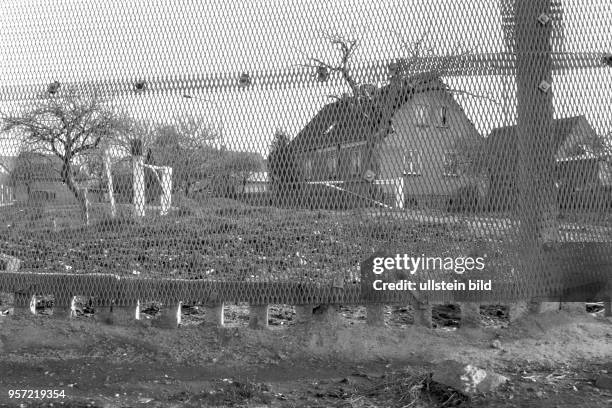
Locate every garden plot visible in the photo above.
<box><xmin>0</xmin><ymin>199</ymin><xmax>506</xmax><ymax>284</ymax></box>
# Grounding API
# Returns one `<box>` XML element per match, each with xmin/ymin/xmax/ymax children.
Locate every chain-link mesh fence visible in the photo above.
<box><xmin>0</xmin><ymin>0</ymin><xmax>610</xmax><ymax>308</ymax></box>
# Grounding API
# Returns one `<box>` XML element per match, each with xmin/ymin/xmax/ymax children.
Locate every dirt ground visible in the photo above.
<box><xmin>0</xmin><ymin>304</ymin><xmax>611</xmax><ymax>408</ymax></box>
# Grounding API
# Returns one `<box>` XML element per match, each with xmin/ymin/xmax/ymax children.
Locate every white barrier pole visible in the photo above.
<box><xmin>160</xmin><ymin>166</ymin><xmax>172</xmax><ymax>215</ymax></box>
<box><xmin>105</xmin><ymin>151</ymin><xmax>116</xmax><ymax>218</ymax></box>
<box><xmin>133</xmin><ymin>155</ymin><xmax>145</xmax><ymax>218</ymax></box>
<box><xmin>395</xmin><ymin>177</ymin><xmax>405</xmax><ymax>209</ymax></box>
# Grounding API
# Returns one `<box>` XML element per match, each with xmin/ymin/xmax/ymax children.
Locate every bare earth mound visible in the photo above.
<box><xmin>0</xmin><ymin>310</ymin><xmax>610</xmax><ymax>407</ymax></box>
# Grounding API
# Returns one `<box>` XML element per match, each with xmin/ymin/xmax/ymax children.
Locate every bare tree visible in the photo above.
<box><xmin>297</xmin><ymin>32</ymin><xmax>362</xmax><ymax>97</ymax></box>
<box><xmin>148</xmin><ymin>116</ymin><xmax>221</xmax><ymax>197</ymax></box>
<box><xmin>1</xmin><ymin>87</ymin><xmax>119</xmax><ymax>225</ymax></box>
<box><xmin>297</xmin><ymin>31</ymin><xmax>496</xmax><ymax>187</ymax></box>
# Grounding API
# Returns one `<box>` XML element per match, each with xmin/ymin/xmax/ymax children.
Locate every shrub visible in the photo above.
<box><xmin>112</xmin><ymin>166</ymin><xmax>163</xmax><ymax>204</ymax></box>
<box><xmin>94</xmin><ymin>214</ymin><xmax>137</xmax><ymax>232</ymax></box>
<box><xmin>448</xmin><ymin>185</ymin><xmax>481</xmax><ymax>213</ymax></box>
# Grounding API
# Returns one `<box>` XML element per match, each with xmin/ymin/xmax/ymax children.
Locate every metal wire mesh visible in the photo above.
<box><xmin>0</xmin><ymin>0</ymin><xmax>610</xmax><ymax>306</ymax></box>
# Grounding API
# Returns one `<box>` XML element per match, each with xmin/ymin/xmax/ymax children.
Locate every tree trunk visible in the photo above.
<box><xmin>62</xmin><ymin>163</ymin><xmax>90</xmax><ymax>226</ymax></box>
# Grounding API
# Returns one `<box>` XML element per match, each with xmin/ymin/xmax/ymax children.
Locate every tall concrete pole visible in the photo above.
<box><xmin>515</xmin><ymin>0</ymin><xmax>558</xmax><ymax>247</ymax></box>
<box><xmin>514</xmin><ymin>0</ymin><xmax>559</xmax><ymax>307</ymax></box>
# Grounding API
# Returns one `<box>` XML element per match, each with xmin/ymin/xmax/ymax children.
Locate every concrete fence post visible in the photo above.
<box><xmin>460</xmin><ymin>302</ymin><xmax>481</xmax><ymax>328</ymax></box>
<box><xmin>508</xmin><ymin>301</ymin><xmax>529</xmax><ymax>321</ymax></box>
<box><xmin>249</xmin><ymin>304</ymin><xmax>269</xmax><ymax>329</ymax></box>
<box><xmin>413</xmin><ymin>302</ymin><xmax>432</xmax><ymax>328</ymax></box>
<box><xmin>11</xmin><ymin>293</ymin><xmax>36</xmax><ymax>316</ymax></box>
<box><xmin>202</xmin><ymin>303</ymin><xmax>225</xmax><ymax>326</ymax></box>
<box><xmin>366</xmin><ymin>304</ymin><xmax>385</xmax><ymax>327</ymax></box>
<box><xmin>95</xmin><ymin>302</ymin><xmax>140</xmax><ymax>325</ymax></box>
<box><xmin>560</xmin><ymin>302</ymin><xmax>585</xmax><ymax>313</ymax></box>
<box><xmin>312</xmin><ymin>304</ymin><xmax>341</xmax><ymax>326</ymax></box>
<box><xmin>50</xmin><ymin>296</ymin><xmax>75</xmax><ymax>320</ymax></box>
<box><xmin>153</xmin><ymin>302</ymin><xmax>182</xmax><ymax>329</ymax></box>
<box><xmin>294</xmin><ymin>305</ymin><xmax>313</xmax><ymax>324</ymax></box>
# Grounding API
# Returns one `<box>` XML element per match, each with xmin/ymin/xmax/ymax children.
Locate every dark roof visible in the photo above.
<box><xmin>0</xmin><ymin>156</ymin><xmax>16</xmax><ymax>174</ymax></box>
<box><xmin>291</xmin><ymin>73</ymin><xmax>448</xmax><ymax>152</ymax></box>
<box><xmin>11</xmin><ymin>152</ymin><xmax>89</xmax><ymax>183</ymax></box>
<box><xmin>480</xmin><ymin>116</ymin><xmax>589</xmax><ymax>168</ymax></box>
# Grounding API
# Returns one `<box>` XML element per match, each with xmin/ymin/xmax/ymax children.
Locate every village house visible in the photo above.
<box><xmin>9</xmin><ymin>152</ymin><xmax>93</xmax><ymax>204</ymax></box>
<box><xmin>290</xmin><ymin>74</ymin><xmax>486</xmax><ymax>210</ymax></box>
<box><xmin>0</xmin><ymin>156</ymin><xmax>16</xmax><ymax>204</ymax></box>
<box><xmin>481</xmin><ymin>115</ymin><xmax>611</xmax><ymax>211</ymax></box>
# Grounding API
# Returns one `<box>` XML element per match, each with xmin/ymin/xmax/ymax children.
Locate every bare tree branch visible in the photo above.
<box><xmin>1</xmin><ymin>86</ymin><xmax>119</xmax><ymax>225</ymax></box>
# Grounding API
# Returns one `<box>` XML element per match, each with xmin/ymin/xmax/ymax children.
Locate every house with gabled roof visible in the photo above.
<box><xmin>291</xmin><ymin>74</ymin><xmax>486</xmax><ymax>210</ymax></box>
<box><xmin>10</xmin><ymin>152</ymin><xmax>93</xmax><ymax>204</ymax></box>
<box><xmin>0</xmin><ymin>156</ymin><xmax>17</xmax><ymax>204</ymax></box>
<box><xmin>481</xmin><ymin>115</ymin><xmax>610</xmax><ymax>211</ymax></box>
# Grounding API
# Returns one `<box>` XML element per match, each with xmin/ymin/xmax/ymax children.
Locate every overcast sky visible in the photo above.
<box><xmin>1</xmin><ymin>0</ymin><xmax>610</xmax><ymax>156</ymax></box>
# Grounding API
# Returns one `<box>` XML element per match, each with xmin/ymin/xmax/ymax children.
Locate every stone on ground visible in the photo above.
<box><xmin>432</xmin><ymin>360</ymin><xmax>508</xmax><ymax>395</ymax></box>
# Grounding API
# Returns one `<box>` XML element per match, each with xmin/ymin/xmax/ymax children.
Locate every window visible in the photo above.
<box><xmin>327</xmin><ymin>153</ymin><xmax>338</xmax><ymax>179</ymax></box>
<box><xmin>413</xmin><ymin>104</ymin><xmax>429</xmax><ymax>126</ymax></box>
<box><xmin>403</xmin><ymin>149</ymin><xmax>421</xmax><ymax>175</ymax></box>
<box><xmin>443</xmin><ymin>151</ymin><xmax>459</xmax><ymax>176</ymax></box>
<box><xmin>304</xmin><ymin>158</ymin><xmax>313</xmax><ymax>180</ymax></box>
<box><xmin>436</xmin><ymin>106</ymin><xmax>449</xmax><ymax>127</ymax></box>
<box><xmin>350</xmin><ymin>149</ymin><xmax>362</xmax><ymax>176</ymax></box>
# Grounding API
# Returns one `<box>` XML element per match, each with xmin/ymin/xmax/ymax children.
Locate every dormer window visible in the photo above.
<box><xmin>443</xmin><ymin>151</ymin><xmax>459</xmax><ymax>176</ymax></box>
<box><xmin>403</xmin><ymin>149</ymin><xmax>421</xmax><ymax>175</ymax></box>
<box><xmin>436</xmin><ymin>106</ymin><xmax>449</xmax><ymax>127</ymax></box>
<box><xmin>413</xmin><ymin>104</ymin><xmax>429</xmax><ymax>126</ymax></box>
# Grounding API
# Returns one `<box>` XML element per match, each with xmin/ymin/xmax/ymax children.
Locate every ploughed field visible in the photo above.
<box><xmin>0</xmin><ymin>198</ymin><xmax>510</xmax><ymax>283</ymax></box>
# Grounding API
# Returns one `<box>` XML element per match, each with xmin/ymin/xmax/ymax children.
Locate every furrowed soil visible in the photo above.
<box><xmin>1</xmin><ymin>201</ymin><xmax>611</xmax><ymax>406</ymax></box>
<box><xmin>0</xmin><ymin>305</ymin><xmax>611</xmax><ymax>408</ymax></box>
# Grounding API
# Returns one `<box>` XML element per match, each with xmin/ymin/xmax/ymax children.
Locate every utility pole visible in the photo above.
<box><xmin>514</xmin><ymin>0</ymin><xmax>559</xmax><ymax>307</ymax></box>
<box><xmin>515</xmin><ymin>0</ymin><xmax>557</xmax><ymax>246</ymax></box>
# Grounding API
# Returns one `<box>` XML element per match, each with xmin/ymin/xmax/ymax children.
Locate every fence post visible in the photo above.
<box><xmin>366</xmin><ymin>304</ymin><xmax>385</xmax><ymax>327</ymax></box>
<box><xmin>460</xmin><ymin>302</ymin><xmax>481</xmax><ymax>327</ymax></box>
<box><xmin>508</xmin><ymin>301</ymin><xmax>529</xmax><ymax>321</ymax></box>
<box><xmin>294</xmin><ymin>305</ymin><xmax>313</xmax><ymax>324</ymax></box>
<box><xmin>249</xmin><ymin>304</ymin><xmax>269</xmax><ymax>329</ymax></box>
<box><xmin>12</xmin><ymin>293</ymin><xmax>36</xmax><ymax>316</ymax></box>
<box><xmin>160</xmin><ymin>167</ymin><xmax>172</xmax><ymax>215</ymax></box>
<box><xmin>560</xmin><ymin>302</ymin><xmax>585</xmax><ymax>313</ymax></box>
<box><xmin>202</xmin><ymin>303</ymin><xmax>224</xmax><ymax>326</ymax></box>
<box><xmin>133</xmin><ymin>155</ymin><xmax>145</xmax><ymax>218</ymax></box>
<box><xmin>605</xmin><ymin>300</ymin><xmax>611</xmax><ymax>317</ymax></box>
<box><xmin>413</xmin><ymin>302</ymin><xmax>432</xmax><ymax>328</ymax></box>
<box><xmin>132</xmin><ymin>139</ymin><xmax>145</xmax><ymax>218</ymax></box>
<box><xmin>312</xmin><ymin>304</ymin><xmax>341</xmax><ymax>325</ymax></box>
<box><xmin>50</xmin><ymin>296</ymin><xmax>75</xmax><ymax>320</ymax></box>
<box><xmin>153</xmin><ymin>302</ymin><xmax>182</xmax><ymax>329</ymax></box>
<box><xmin>105</xmin><ymin>150</ymin><xmax>116</xmax><ymax>218</ymax></box>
